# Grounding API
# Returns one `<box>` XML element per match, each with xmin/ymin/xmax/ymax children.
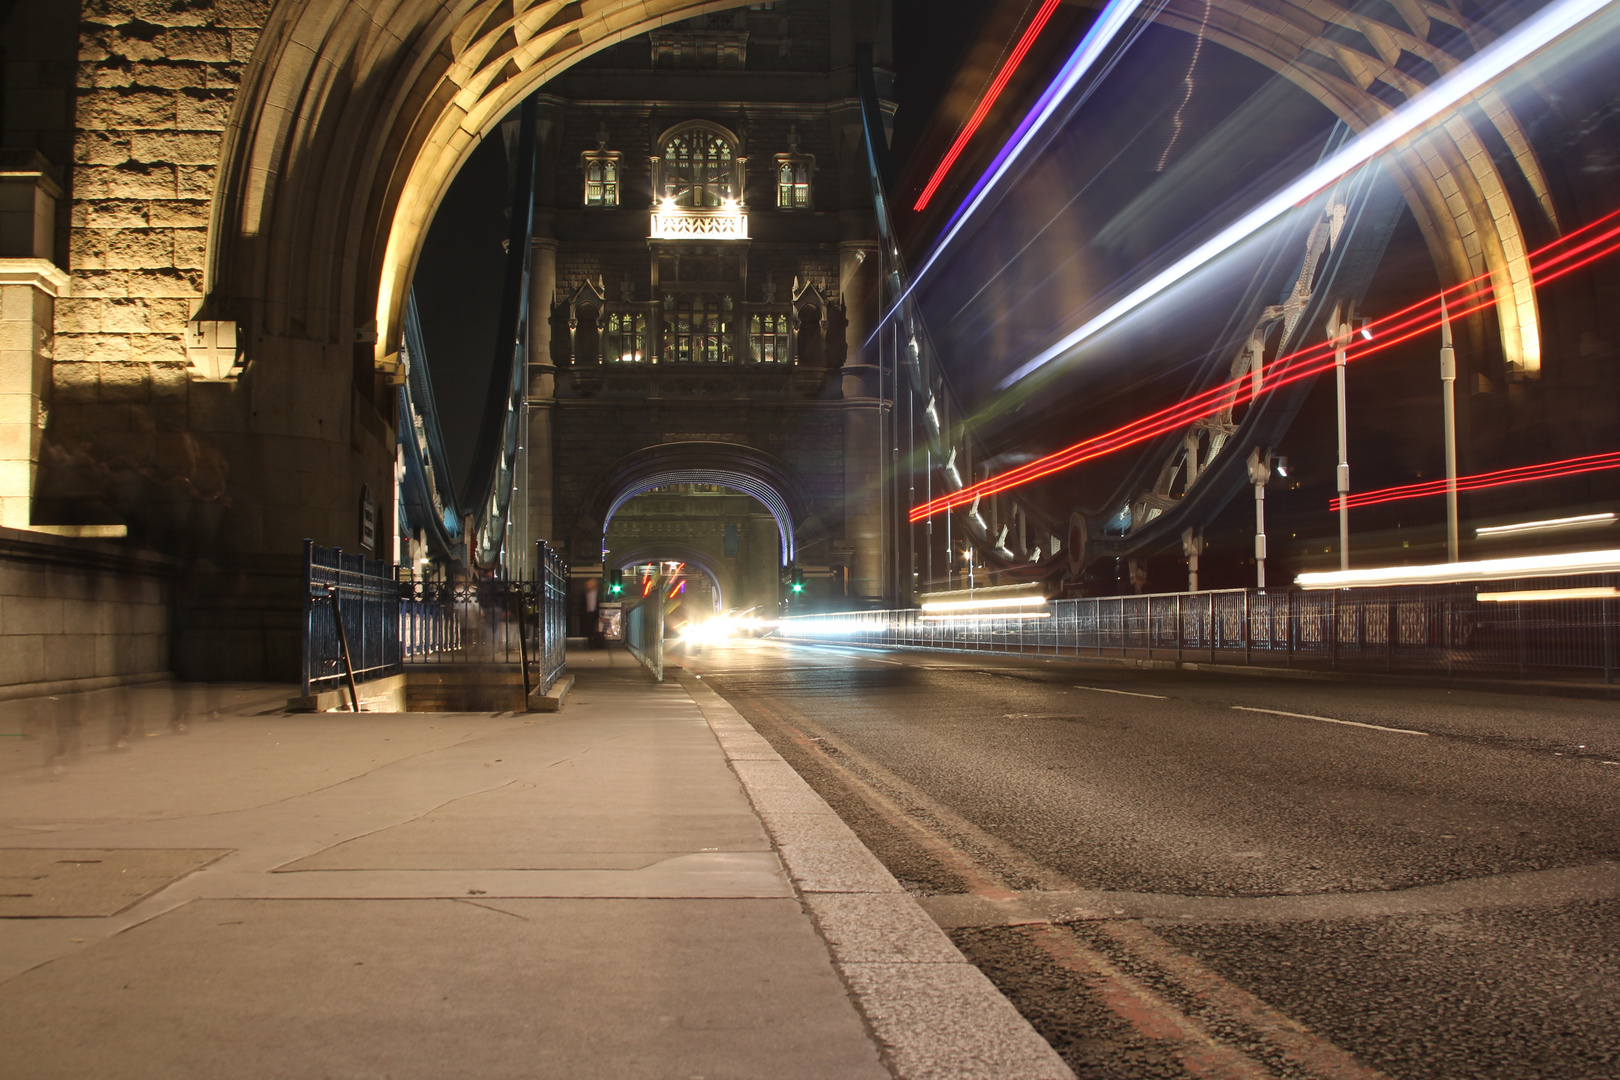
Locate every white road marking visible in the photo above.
<box><xmin>1231</xmin><ymin>705</ymin><xmax>1429</xmax><ymax>736</ymax></box>
<box><xmin>1074</xmin><ymin>685</ymin><xmax>1168</xmax><ymax>700</ymax></box>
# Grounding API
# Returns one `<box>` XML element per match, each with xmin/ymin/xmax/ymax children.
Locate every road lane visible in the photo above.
<box><xmin>686</xmin><ymin>638</ymin><xmax>1620</xmax><ymax>1080</ymax></box>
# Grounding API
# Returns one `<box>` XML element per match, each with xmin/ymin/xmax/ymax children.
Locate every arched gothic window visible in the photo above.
<box><xmin>584</xmin><ymin>156</ymin><xmax>619</xmax><ymax>206</ymax></box>
<box><xmin>661</xmin><ymin>128</ymin><xmax>738</xmax><ymax>208</ymax></box>
<box><xmin>777</xmin><ymin>161</ymin><xmax>810</xmax><ymax>209</ymax></box>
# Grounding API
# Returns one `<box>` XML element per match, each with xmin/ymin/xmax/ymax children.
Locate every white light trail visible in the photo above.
<box><xmin>1296</xmin><ymin>549</ymin><xmax>1620</xmax><ymax>589</ymax></box>
<box><xmin>1475</xmin><ymin>586</ymin><xmax>1620</xmax><ymax>602</ymax></box>
<box><xmin>1476</xmin><ymin>512</ymin><xmax>1616</xmax><ymax>536</ymax></box>
<box><xmin>888</xmin><ymin>0</ymin><xmax>1150</xmax><ymax>323</ymax></box>
<box><xmin>920</xmin><ymin>595</ymin><xmax>1050</xmax><ymax>612</ymax></box>
<box><xmin>998</xmin><ymin>0</ymin><xmax>1619</xmax><ymax>389</ymax></box>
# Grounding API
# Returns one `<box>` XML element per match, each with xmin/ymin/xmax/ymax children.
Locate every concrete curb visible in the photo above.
<box><xmin>678</xmin><ymin>670</ymin><xmax>1076</xmax><ymax>1080</ymax></box>
<box><xmin>526</xmin><ymin>672</ymin><xmax>575</xmax><ymax>712</ymax></box>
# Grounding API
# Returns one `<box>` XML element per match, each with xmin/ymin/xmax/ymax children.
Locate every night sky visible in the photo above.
<box><xmin>411</xmin><ymin>0</ymin><xmax>989</xmax><ymax>492</ymax></box>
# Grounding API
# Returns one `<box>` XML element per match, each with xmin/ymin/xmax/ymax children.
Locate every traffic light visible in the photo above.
<box><xmin>608</xmin><ymin>569</ymin><xmax>623</xmax><ymax>596</ymax></box>
<box><xmin>789</xmin><ymin>567</ymin><xmax>805</xmax><ymax>594</ymax></box>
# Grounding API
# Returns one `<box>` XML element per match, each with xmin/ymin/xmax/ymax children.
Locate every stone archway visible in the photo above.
<box><xmin>575</xmin><ymin>440</ymin><xmax>824</xmax><ymax>566</ymax></box>
<box><xmin>610</xmin><ymin>542</ymin><xmax>734</xmax><ymax>612</ymax></box>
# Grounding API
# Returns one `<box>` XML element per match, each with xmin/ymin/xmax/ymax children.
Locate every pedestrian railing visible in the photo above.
<box><xmin>301</xmin><ymin>539</ymin><xmax>570</xmax><ymax>705</ymax></box>
<box><xmin>301</xmin><ymin>540</ymin><xmax>403</xmax><ymax>702</ymax></box>
<box><xmin>623</xmin><ymin>591</ymin><xmax>664</xmax><ymax>682</ymax></box>
<box><xmin>776</xmin><ymin>575</ymin><xmax>1619</xmax><ymax>684</ymax></box>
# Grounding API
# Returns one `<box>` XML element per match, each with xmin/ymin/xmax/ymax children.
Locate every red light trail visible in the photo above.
<box><xmin>909</xmin><ymin>206</ymin><xmax>1620</xmax><ymax>523</ymax></box>
<box><xmin>912</xmin><ymin>0</ymin><xmax>1063</xmax><ymax>213</ymax></box>
<box><xmin>1332</xmin><ymin>451</ymin><xmax>1620</xmax><ymax>512</ymax></box>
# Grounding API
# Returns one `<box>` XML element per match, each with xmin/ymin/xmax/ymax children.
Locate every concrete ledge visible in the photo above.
<box><xmin>527</xmin><ymin>672</ymin><xmax>575</xmax><ymax>712</ymax></box>
<box><xmin>0</xmin><ymin>670</ymin><xmax>170</xmax><ymax>704</ymax></box>
<box><xmin>680</xmin><ymin>671</ymin><xmax>1075</xmax><ymax>1080</ymax></box>
<box><xmin>286</xmin><ymin>673</ymin><xmax>407</xmax><ymax>713</ymax></box>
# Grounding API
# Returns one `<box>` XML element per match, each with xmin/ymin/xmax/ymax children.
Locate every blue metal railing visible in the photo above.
<box><xmin>776</xmin><ymin>577</ymin><xmax>1619</xmax><ymax>683</ymax></box>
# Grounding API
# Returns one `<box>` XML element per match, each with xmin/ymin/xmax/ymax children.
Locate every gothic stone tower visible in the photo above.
<box><xmin>520</xmin><ymin>0</ymin><xmax>895</xmax><ymax>607</ymax></box>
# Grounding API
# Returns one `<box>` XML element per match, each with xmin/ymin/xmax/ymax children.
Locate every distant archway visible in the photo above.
<box><xmin>577</xmin><ymin>441</ymin><xmax>821</xmax><ymax>566</ymax></box>
<box><xmin>610</xmin><ymin>542</ymin><xmax>731</xmax><ymax>612</ymax></box>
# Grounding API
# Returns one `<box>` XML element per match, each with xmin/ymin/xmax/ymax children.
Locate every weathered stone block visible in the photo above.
<box><xmin>131</xmin><ymin>333</ymin><xmax>184</xmax><ymax>364</ymax></box>
<box><xmin>171</xmin><ymin>227</ymin><xmax>207</xmax><ymax>269</ymax></box>
<box><xmin>175</xmin><ymin>88</ymin><xmax>232</xmax><ymax>128</ymax></box>
<box><xmin>131</xmin><ymin>61</ymin><xmax>208</xmax><ymax>90</ymax></box>
<box><xmin>98</xmin><ymin>362</ymin><xmax>153</xmax><ymax>405</ymax></box>
<box><xmin>229</xmin><ymin>28</ymin><xmax>259</xmax><ymax>62</ymax></box>
<box><xmin>158</xmin><ymin>28</ymin><xmax>233</xmax><ymax>63</ymax></box>
<box><xmin>81</xmin><ymin>162</ymin><xmax>177</xmax><ymax>200</ymax></box>
<box><xmin>124</xmin><ymin>267</ymin><xmax>204</xmax><ymax>298</ymax></box>
<box><xmin>78</xmin><ymin>88</ymin><xmax>177</xmax><ymax>128</ymax></box>
<box><xmin>54</xmin><ymin>298</ymin><xmax>104</xmax><ymax>334</ymax></box>
<box><xmin>75</xmin><ymin>132</ymin><xmax>133</xmax><ymax>166</ymax></box>
<box><xmin>214</xmin><ymin>0</ymin><xmax>273</xmax><ymax>29</ymax></box>
<box><xmin>56</xmin><ymin>333</ymin><xmax>131</xmax><ymax>365</ymax></box>
<box><xmin>102</xmin><ymin>297</ymin><xmax>151</xmax><ymax>332</ymax></box>
<box><xmin>76</xmin><ymin>227</ymin><xmax>174</xmax><ymax>270</ymax></box>
<box><xmin>130</xmin><ymin>131</ymin><xmax>220</xmax><ymax>165</ymax></box>
<box><xmin>74</xmin><ymin>200</ymin><xmax>150</xmax><ymax>229</ymax></box>
<box><xmin>150</xmin><ymin>363</ymin><xmax>188</xmax><ymax>402</ymax></box>
<box><xmin>175</xmin><ymin>165</ymin><xmax>213</xmax><ymax>198</ymax></box>
<box><xmin>147</xmin><ymin>199</ymin><xmax>209</xmax><ymax>228</ymax></box>
<box><xmin>68</xmin><ymin>270</ymin><xmax>133</xmax><ymax>298</ymax></box>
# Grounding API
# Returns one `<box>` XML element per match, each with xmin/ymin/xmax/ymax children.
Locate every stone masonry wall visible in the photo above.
<box><xmin>0</xmin><ymin>525</ymin><xmax>173</xmax><ymax>698</ymax></box>
<box><xmin>46</xmin><ymin>1</ymin><xmax>267</xmax><ymax>522</ymax></box>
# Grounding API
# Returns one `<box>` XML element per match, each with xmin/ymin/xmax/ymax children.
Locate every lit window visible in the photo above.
<box><xmin>663</xmin><ymin>133</ymin><xmax>735</xmax><ymax>208</ymax></box>
<box><xmin>583</xmin><ymin>153</ymin><xmax>620</xmax><ymax>206</ymax></box>
<box><xmin>777</xmin><ymin>161</ymin><xmax>810</xmax><ymax>209</ymax></box>
<box><xmin>749</xmin><ymin>313</ymin><xmax>791</xmax><ymax>363</ymax></box>
<box><xmin>604</xmin><ymin>312</ymin><xmax>647</xmax><ymax>363</ymax></box>
<box><xmin>663</xmin><ymin>294</ymin><xmax>733</xmax><ymax>363</ymax></box>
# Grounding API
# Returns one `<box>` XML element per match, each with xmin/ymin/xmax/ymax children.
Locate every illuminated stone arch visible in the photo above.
<box><xmin>575</xmin><ymin>441</ymin><xmax>824</xmax><ymax>567</ymax></box>
<box><xmin>609</xmin><ymin>542</ymin><xmax>733</xmax><ymax>612</ymax></box>
<box><xmin>1075</xmin><ymin>0</ymin><xmax>1554</xmax><ymax>376</ymax></box>
<box><xmin>204</xmin><ymin>0</ymin><xmax>756</xmax><ymax>371</ymax></box>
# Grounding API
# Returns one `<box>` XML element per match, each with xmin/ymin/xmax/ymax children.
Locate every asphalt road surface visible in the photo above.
<box><xmin>682</xmin><ymin>638</ymin><xmax>1620</xmax><ymax>1080</ymax></box>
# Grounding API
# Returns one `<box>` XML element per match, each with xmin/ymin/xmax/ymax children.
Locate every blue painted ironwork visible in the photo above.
<box><xmin>777</xmin><ymin>576</ymin><xmax>1620</xmax><ymax>683</ymax></box>
<box><xmin>301</xmin><ymin>540</ymin><xmax>403</xmax><ymax>698</ymax></box>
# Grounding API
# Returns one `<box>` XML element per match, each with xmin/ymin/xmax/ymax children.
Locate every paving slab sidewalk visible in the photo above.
<box><xmin>0</xmin><ymin>652</ymin><xmax>1070</xmax><ymax>1080</ymax></box>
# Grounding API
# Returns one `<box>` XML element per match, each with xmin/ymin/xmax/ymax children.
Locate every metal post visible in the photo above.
<box><xmin>1440</xmin><ymin>297</ymin><xmax>1460</xmax><ymax>562</ymax></box>
<box><xmin>326</xmin><ymin>584</ymin><xmax>361</xmax><ymax>712</ymax></box>
<box><xmin>1247</xmin><ymin>448</ymin><xmax>1270</xmax><ymax>589</ymax></box>
<box><xmin>1182</xmin><ymin>527</ymin><xmax>1200</xmax><ymax>592</ymax></box>
<box><xmin>516</xmin><ymin>583</ymin><xmax>532</xmax><ymax>703</ymax></box>
<box><xmin>1333</xmin><ymin>308</ymin><xmax>1351</xmax><ymax>571</ymax></box>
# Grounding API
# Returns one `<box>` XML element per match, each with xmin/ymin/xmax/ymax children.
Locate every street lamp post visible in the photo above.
<box><xmin>1247</xmin><ymin>447</ymin><xmax>1272</xmax><ymax>589</ymax></box>
<box><xmin>1440</xmin><ymin>297</ymin><xmax>1460</xmax><ymax>562</ymax></box>
<box><xmin>1332</xmin><ymin>307</ymin><xmax>1352</xmax><ymax>572</ymax></box>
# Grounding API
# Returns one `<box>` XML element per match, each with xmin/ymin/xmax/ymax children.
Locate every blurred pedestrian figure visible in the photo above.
<box><xmin>46</xmin><ymin>694</ymin><xmax>82</xmax><ymax>771</ymax></box>
<box><xmin>170</xmin><ymin>682</ymin><xmax>192</xmax><ymax>734</ymax></box>
<box><xmin>107</xmin><ymin>684</ymin><xmax>134</xmax><ymax>750</ymax></box>
<box><xmin>582</xmin><ymin>577</ymin><xmax>604</xmax><ymax>650</ymax></box>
